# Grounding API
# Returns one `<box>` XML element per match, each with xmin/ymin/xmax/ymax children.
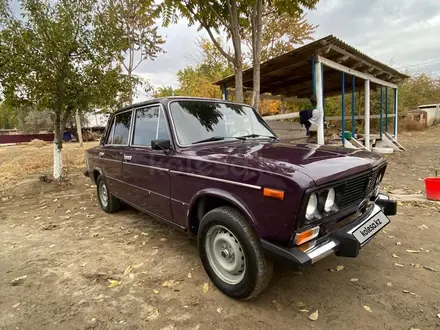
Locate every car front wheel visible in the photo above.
<box><xmin>96</xmin><ymin>175</ymin><xmax>120</xmax><ymax>213</ymax></box>
<box><xmin>198</xmin><ymin>206</ymin><xmax>273</xmax><ymax>300</ymax></box>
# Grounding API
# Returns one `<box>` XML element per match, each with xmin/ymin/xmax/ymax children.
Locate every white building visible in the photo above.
<box><xmin>84</xmin><ymin>111</ymin><xmax>110</xmax><ymax>128</ymax></box>
<box><xmin>417</xmin><ymin>104</ymin><xmax>440</xmax><ymax>126</ymax></box>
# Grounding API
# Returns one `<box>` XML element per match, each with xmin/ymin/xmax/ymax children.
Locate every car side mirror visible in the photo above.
<box><xmin>151</xmin><ymin>139</ymin><xmax>171</xmax><ymax>151</ymax></box>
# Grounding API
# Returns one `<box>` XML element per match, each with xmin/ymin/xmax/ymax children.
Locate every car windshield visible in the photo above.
<box><xmin>169</xmin><ymin>100</ymin><xmax>276</xmax><ymax>146</ymax></box>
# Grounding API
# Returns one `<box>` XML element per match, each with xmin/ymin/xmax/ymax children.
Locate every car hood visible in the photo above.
<box><xmin>185</xmin><ymin>140</ymin><xmax>385</xmax><ymax>186</ymax></box>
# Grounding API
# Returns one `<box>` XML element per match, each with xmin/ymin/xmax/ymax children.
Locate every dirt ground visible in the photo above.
<box><xmin>0</xmin><ymin>127</ymin><xmax>440</xmax><ymax>330</ymax></box>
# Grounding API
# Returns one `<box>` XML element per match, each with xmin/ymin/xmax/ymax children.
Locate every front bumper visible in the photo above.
<box><xmin>261</xmin><ymin>194</ymin><xmax>396</xmax><ymax>266</ymax></box>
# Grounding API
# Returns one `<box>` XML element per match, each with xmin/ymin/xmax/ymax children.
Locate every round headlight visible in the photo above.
<box><xmin>324</xmin><ymin>188</ymin><xmax>335</xmax><ymax>212</ymax></box>
<box><xmin>306</xmin><ymin>194</ymin><xmax>318</xmax><ymax>220</ymax></box>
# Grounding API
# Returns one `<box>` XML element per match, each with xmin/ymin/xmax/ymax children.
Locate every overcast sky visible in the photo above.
<box><xmin>136</xmin><ymin>0</ymin><xmax>440</xmax><ymax>101</ymax></box>
<box><xmin>9</xmin><ymin>0</ymin><xmax>440</xmax><ymax>102</ymax></box>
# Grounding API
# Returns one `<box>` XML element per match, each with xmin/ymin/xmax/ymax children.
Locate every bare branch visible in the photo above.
<box><xmin>202</xmin><ymin>23</ymin><xmax>234</xmax><ymax>63</ymax></box>
<box><xmin>132</xmin><ymin>57</ymin><xmax>144</xmax><ymax>72</ymax></box>
<box><xmin>121</xmin><ymin>60</ymin><xmax>129</xmax><ymax>72</ymax></box>
<box><xmin>200</xmin><ymin>0</ymin><xmax>230</xmax><ymax>30</ymax></box>
<box><xmin>185</xmin><ymin>4</ymin><xmax>234</xmax><ymax>63</ymax></box>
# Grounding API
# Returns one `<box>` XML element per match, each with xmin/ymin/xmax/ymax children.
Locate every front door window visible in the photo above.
<box><xmin>132</xmin><ymin>106</ymin><xmax>170</xmax><ymax>146</ymax></box>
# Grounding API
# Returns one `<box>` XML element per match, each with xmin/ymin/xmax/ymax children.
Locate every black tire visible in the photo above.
<box><xmin>96</xmin><ymin>175</ymin><xmax>120</xmax><ymax>213</ymax></box>
<box><xmin>198</xmin><ymin>206</ymin><xmax>273</xmax><ymax>300</ymax></box>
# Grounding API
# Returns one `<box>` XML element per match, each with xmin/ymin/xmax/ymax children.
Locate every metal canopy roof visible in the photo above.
<box><xmin>214</xmin><ymin>35</ymin><xmax>409</xmax><ymax>98</ymax></box>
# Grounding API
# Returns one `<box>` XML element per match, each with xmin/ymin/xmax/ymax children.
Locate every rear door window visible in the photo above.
<box><xmin>109</xmin><ymin>111</ymin><xmax>132</xmax><ymax>145</ymax></box>
<box><xmin>132</xmin><ymin>105</ymin><xmax>170</xmax><ymax>146</ymax></box>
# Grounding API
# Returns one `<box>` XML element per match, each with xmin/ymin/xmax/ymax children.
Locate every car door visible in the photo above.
<box><xmin>122</xmin><ymin>104</ymin><xmax>173</xmax><ymax>222</ymax></box>
<box><xmin>98</xmin><ymin>110</ymin><xmax>132</xmax><ymax>198</ymax></box>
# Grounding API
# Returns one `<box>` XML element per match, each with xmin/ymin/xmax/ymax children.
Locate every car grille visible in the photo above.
<box><xmin>339</xmin><ymin>165</ymin><xmax>386</xmax><ymax>208</ymax></box>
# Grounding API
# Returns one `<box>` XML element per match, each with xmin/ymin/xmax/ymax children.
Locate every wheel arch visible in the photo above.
<box><xmin>186</xmin><ymin>188</ymin><xmax>258</xmax><ymax>235</ymax></box>
<box><xmin>92</xmin><ymin>167</ymin><xmax>104</xmax><ymax>184</ymax></box>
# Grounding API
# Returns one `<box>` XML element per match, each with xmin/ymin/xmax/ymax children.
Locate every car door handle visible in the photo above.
<box><xmin>123</xmin><ymin>155</ymin><xmax>132</xmax><ymax>162</ymax></box>
<box><xmin>98</xmin><ymin>152</ymin><xmax>105</xmax><ymax>158</ymax></box>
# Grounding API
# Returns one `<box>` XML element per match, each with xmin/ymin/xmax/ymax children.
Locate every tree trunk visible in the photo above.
<box><xmin>251</xmin><ymin>0</ymin><xmax>263</xmax><ymax>110</ymax></box>
<box><xmin>53</xmin><ymin>111</ymin><xmax>63</xmax><ymax>180</ymax></box>
<box><xmin>228</xmin><ymin>0</ymin><xmax>244</xmax><ymax>103</ymax></box>
<box><xmin>233</xmin><ymin>61</ymin><xmax>244</xmax><ymax>103</ymax></box>
<box><xmin>128</xmin><ymin>42</ymin><xmax>135</xmax><ymax>104</ymax></box>
<box><xmin>75</xmin><ymin>109</ymin><xmax>83</xmax><ymax>147</ymax></box>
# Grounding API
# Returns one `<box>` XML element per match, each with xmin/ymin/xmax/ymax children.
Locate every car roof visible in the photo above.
<box><xmin>114</xmin><ymin>96</ymin><xmax>252</xmax><ymax>115</ymax></box>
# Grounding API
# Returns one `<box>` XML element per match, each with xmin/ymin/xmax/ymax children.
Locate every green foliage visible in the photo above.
<box><xmin>21</xmin><ymin>109</ymin><xmax>54</xmax><ymax>133</ymax></box>
<box><xmin>0</xmin><ymin>0</ymin><xmax>131</xmax><ymax>135</ymax></box>
<box><xmin>398</xmin><ymin>73</ymin><xmax>440</xmax><ymax>111</ymax></box>
<box><xmin>154</xmin><ymin>86</ymin><xmax>175</xmax><ymax>98</ymax></box>
<box><xmin>0</xmin><ymin>102</ymin><xmax>18</xmax><ymax>129</ymax></box>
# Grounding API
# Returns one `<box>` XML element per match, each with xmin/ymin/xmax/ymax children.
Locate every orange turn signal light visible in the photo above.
<box><xmin>263</xmin><ymin>188</ymin><xmax>285</xmax><ymax>200</ymax></box>
<box><xmin>293</xmin><ymin>226</ymin><xmax>320</xmax><ymax>246</ymax></box>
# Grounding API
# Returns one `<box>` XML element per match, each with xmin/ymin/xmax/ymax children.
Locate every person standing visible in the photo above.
<box><xmin>300</xmin><ymin>95</ymin><xmax>322</xmax><ymax>136</ymax></box>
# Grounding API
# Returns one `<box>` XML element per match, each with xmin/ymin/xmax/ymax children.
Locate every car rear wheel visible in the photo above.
<box><xmin>198</xmin><ymin>206</ymin><xmax>273</xmax><ymax>300</ymax></box>
<box><xmin>96</xmin><ymin>175</ymin><xmax>120</xmax><ymax>213</ymax></box>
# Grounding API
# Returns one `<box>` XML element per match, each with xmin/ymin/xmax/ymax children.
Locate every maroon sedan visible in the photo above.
<box><xmin>84</xmin><ymin>97</ymin><xmax>396</xmax><ymax>299</ymax></box>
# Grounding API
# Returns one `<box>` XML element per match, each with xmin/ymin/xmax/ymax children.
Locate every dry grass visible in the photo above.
<box><xmin>402</xmin><ymin>118</ymin><xmax>428</xmax><ymax>131</ymax></box>
<box><xmin>0</xmin><ymin>141</ymin><xmax>98</xmax><ymax>188</ymax></box>
<box><xmin>28</xmin><ymin>139</ymin><xmax>48</xmax><ymax>147</ymax></box>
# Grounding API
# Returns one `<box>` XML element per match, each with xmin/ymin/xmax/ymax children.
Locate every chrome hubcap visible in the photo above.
<box><xmin>205</xmin><ymin>225</ymin><xmax>246</xmax><ymax>285</ymax></box>
<box><xmin>99</xmin><ymin>181</ymin><xmax>108</xmax><ymax>208</ymax></box>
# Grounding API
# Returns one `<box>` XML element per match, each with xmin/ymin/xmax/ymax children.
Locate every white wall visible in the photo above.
<box><xmin>84</xmin><ymin>112</ymin><xmax>109</xmax><ymax>128</ymax></box>
<box><xmin>418</xmin><ymin>105</ymin><xmax>440</xmax><ymax>126</ymax></box>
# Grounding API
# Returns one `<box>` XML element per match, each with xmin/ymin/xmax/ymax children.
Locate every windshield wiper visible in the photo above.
<box><xmin>237</xmin><ymin>134</ymin><xmax>277</xmax><ymax>140</ymax></box>
<box><xmin>192</xmin><ymin>135</ymin><xmax>252</xmax><ymax>144</ymax></box>
<box><xmin>192</xmin><ymin>134</ymin><xmax>276</xmax><ymax>145</ymax></box>
<box><xmin>192</xmin><ymin>136</ymin><xmax>226</xmax><ymax>144</ymax></box>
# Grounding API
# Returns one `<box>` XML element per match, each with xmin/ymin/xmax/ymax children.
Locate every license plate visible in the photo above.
<box><xmin>353</xmin><ymin>211</ymin><xmax>390</xmax><ymax>245</ymax></box>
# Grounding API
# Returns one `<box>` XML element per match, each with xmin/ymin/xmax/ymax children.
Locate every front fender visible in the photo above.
<box><xmin>187</xmin><ymin>188</ymin><xmax>258</xmax><ymax>232</ymax></box>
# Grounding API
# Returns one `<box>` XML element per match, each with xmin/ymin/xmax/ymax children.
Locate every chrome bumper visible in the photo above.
<box><xmin>305</xmin><ymin>238</ymin><xmax>338</xmax><ymax>264</ymax></box>
<box><xmin>261</xmin><ymin>195</ymin><xmax>396</xmax><ymax>266</ymax></box>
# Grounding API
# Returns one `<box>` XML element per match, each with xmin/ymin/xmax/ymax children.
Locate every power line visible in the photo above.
<box><xmin>396</xmin><ymin>57</ymin><xmax>440</xmax><ymax>69</ymax></box>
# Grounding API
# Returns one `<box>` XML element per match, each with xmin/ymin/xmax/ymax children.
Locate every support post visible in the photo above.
<box><xmin>222</xmin><ymin>84</ymin><xmax>228</xmax><ymax>101</ymax></box>
<box><xmin>322</xmin><ymin>65</ymin><xmax>325</xmax><ymax>124</ymax></box>
<box><xmin>385</xmin><ymin>87</ymin><xmax>388</xmax><ymax>133</ymax></box>
<box><xmin>341</xmin><ymin>72</ymin><xmax>345</xmax><ymax>145</ymax></box>
<box><xmin>311</xmin><ymin>56</ymin><xmax>316</xmax><ymax>95</ymax></box>
<box><xmin>75</xmin><ymin>110</ymin><xmax>83</xmax><ymax>147</ymax></box>
<box><xmin>379</xmin><ymin>87</ymin><xmax>383</xmax><ymax>138</ymax></box>
<box><xmin>394</xmin><ymin>88</ymin><xmax>398</xmax><ymax>139</ymax></box>
<box><xmin>364</xmin><ymin>79</ymin><xmax>371</xmax><ymax>150</ymax></box>
<box><xmin>351</xmin><ymin>75</ymin><xmax>355</xmax><ymax>137</ymax></box>
<box><xmin>314</xmin><ymin>59</ymin><xmax>325</xmax><ymax>145</ymax></box>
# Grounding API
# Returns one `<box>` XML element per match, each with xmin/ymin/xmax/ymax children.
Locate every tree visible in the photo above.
<box><xmin>248</xmin><ymin>11</ymin><xmax>316</xmax><ymax>62</ymax></box>
<box><xmin>99</xmin><ymin>0</ymin><xmax>165</xmax><ymax>104</ymax></box>
<box><xmin>160</xmin><ymin>0</ymin><xmax>318</xmax><ymax>107</ymax></box>
<box><xmin>249</xmin><ymin>0</ymin><xmax>318</xmax><ymax>108</ymax></box>
<box><xmin>153</xmin><ymin>37</ymin><xmax>233</xmax><ymax>99</ymax></box>
<box><xmin>398</xmin><ymin>73</ymin><xmax>440</xmax><ymax>112</ymax></box>
<box><xmin>22</xmin><ymin>109</ymin><xmax>54</xmax><ymax>133</ymax></box>
<box><xmin>154</xmin><ymin>86</ymin><xmax>175</xmax><ymax>97</ymax></box>
<box><xmin>0</xmin><ymin>102</ymin><xmax>18</xmax><ymax>129</ymax></box>
<box><xmin>160</xmin><ymin>0</ymin><xmax>248</xmax><ymax>102</ymax></box>
<box><xmin>0</xmin><ymin>0</ymin><xmax>129</xmax><ymax>179</ymax></box>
